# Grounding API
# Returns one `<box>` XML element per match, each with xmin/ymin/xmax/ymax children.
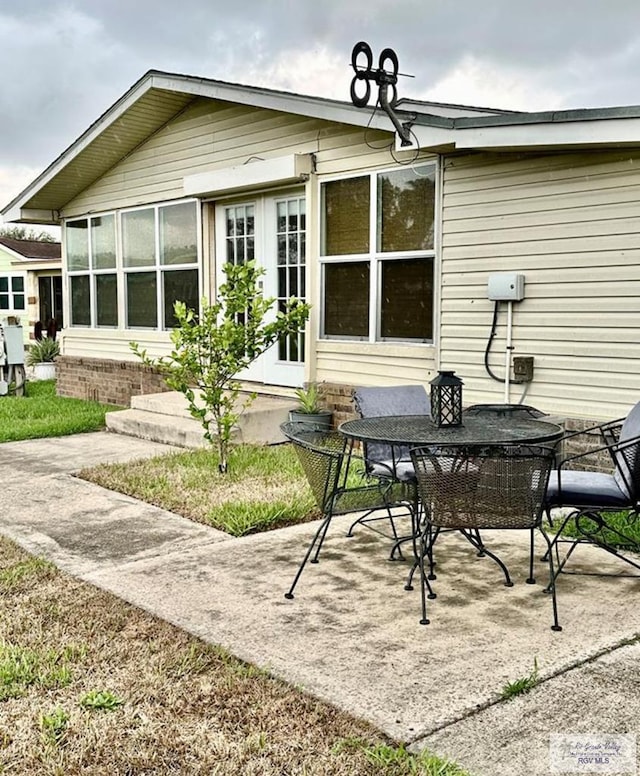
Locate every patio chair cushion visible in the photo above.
<box><xmin>369</xmin><ymin>459</ymin><xmax>416</xmax><ymax>482</ymax></box>
<box><xmin>546</xmin><ymin>470</ymin><xmax>630</xmax><ymax>508</ymax></box>
<box><xmin>353</xmin><ymin>385</ymin><xmax>430</xmax><ymax>478</ymax></box>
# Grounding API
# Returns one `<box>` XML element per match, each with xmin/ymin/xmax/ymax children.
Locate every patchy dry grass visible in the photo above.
<box><xmin>0</xmin><ymin>537</ymin><xmax>470</xmax><ymax>775</ymax></box>
<box><xmin>78</xmin><ymin>443</ymin><xmax>318</xmax><ymax>536</ymax></box>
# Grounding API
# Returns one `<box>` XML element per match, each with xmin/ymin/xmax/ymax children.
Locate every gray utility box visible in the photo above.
<box><xmin>487</xmin><ymin>273</ymin><xmax>525</xmax><ymax>302</ymax></box>
<box><xmin>2</xmin><ymin>324</ymin><xmax>25</xmax><ymax>365</ymax></box>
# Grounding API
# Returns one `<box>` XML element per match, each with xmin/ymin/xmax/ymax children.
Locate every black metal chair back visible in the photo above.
<box><xmin>280</xmin><ymin>421</ymin><xmax>412</xmax><ymax>600</ymax></box>
<box><xmin>410</xmin><ymin>443</ymin><xmax>560</xmax><ymax>630</ymax></box>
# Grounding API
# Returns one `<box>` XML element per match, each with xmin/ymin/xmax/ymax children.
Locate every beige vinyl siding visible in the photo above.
<box><xmin>315</xmin><ymin>341</ymin><xmax>436</xmax><ymax>386</ymax></box>
<box><xmin>59</xmin><ymin>328</ymin><xmax>171</xmax><ymax>361</ymax></box>
<box><xmin>440</xmin><ymin>149</ymin><xmax>640</xmax><ymax>420</ymax></box>
<box><xmin>62</xmin><ymin>99</ymin><xmax>396</xmax><ymax>216</ymax></box>
<box><xmin>62</xmin><ymin>97</ymin><xmax>437</xmax><ymax>383</ymax></box>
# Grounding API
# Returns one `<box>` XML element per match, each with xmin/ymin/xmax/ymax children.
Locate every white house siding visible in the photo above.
<box><xmin>315</xmin><ymin>341</ymin><xmax>435</xmax><ymax>386</ymax></box>
<box><xmin>60</xmin><ymin>96</ymin><xmax>437</xmax><ymax>386</ymax></box>
<box><xmin>440</xmin><ymin>149</ymin><xmax>640</xmax><ymax>420</ymax></box>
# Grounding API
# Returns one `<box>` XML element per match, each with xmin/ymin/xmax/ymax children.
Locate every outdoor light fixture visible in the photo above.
<box><xmin>430</xmin><ymin>371</ymin><xmax>464</xmax><ymax>427</ymax></box>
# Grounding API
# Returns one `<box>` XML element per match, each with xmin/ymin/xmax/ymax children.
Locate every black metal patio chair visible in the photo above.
<box><xmin>544</xmin><ymin>401</ymin><xmax>640</xmax><ymax>578</ymax></box>
<box><xmin>281</xmin><ymin>421</ymin><xmax>415</xmax><ymax>600</ymax></box>
<box><xmin>410</xmin><ymin>443</ymin><xmax>560</xmax><ymax>630</ymax></box>
<box><xmin>350</xmin><ymin>385</ymin><xmax>430</xmax><ymax>548</ymax></box>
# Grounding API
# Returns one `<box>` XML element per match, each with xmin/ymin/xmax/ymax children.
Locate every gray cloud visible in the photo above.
<box><xmin>2</xmin><ymin>0</ymin><xmax>640</xmax><ymax>207</ymax></box>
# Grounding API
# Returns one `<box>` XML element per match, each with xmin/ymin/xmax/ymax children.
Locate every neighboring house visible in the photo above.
<box><xmin>0</xmin><ymin>237</ymin><xmax>62</xmax><ymax>344</ymax></box>
<box><xmin>2</xmin><ymin>69</ymin><xmax>640</xmax><ymax>425</ymax></box>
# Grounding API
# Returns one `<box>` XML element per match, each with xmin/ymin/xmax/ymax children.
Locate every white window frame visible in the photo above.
<box><xmin>121</xmin><ymin>200</ymin><xmax>201</xmax><ymax>331</ymax></box>
<box><xmin>319</xmin><ymin>161</ymin><xmax>438</xmax><ymax>344</ymax></box>
<box><xmin>0</xmin><ymin>272</ymin><xmax>27</xmax><ymax>313</ymax></box>
<box><xmin>64</xmin><ymin>199</ymin><xmax>202</xmax><ymax>331</ymax></box>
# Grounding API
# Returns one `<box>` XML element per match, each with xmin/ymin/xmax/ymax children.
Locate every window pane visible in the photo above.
<box><xmin>380</xmin><ymin>258</ymin><xmax>433</xmax><ymax>340</ymax></box>
<box><xmin>322</xmin><ymin>177</ymin><xmax>370</xmax><ymax>255</ymax></box>
<box><xmin>377</xmin><ymin>165</ymin><xmax>436</xmax><ymax>252</ymax></box>
<box><xmin>126</xmin><ymin>272</ymin><xmax>157</xmax><ymax>328</ymax></box>
<box><xmin>0</xmin><ymin>277</ymin><xmax>7</xmax><ymax>292</ymax></box>
<box><xmin>96</xmin><ymin>274</ymin><xmax>118</xmax><ymax>327</ymax></box>
<box><xmin>70</xmin><ymin>275</ymin><xmax>91</xmax><ymax>326</ymax></box>
<box><xmin>13</xmin><ymin>295</ymin><xmax>25</xmax><ymax>310</ymax></box>
<box><xmin>91</xmin><ymin>214</ymin><xmax>116</xmax><ymax>269</ymax></box>
<box><xmin>323</xmin><ymin>262</ymin><xmax>369</xmax><ymax>337</ymax></box>
<box><xmin>66</xmin><ymin>220</ymin><xmax>89</xmax><ymax>270</ymax></box>
<box><xmin>160</xmin><ymin>202</ymin><xmax>197</xmax><ymax>265</ymax></box>
<box><xmin>0</xmin><ymin>294</ymin><xmax>8</xmax><ymax>310</ymax></box>
<box><xmin>11</xmin><ymin>276</ymin><xmax>24</xmax><ymax>292</ymax></box>
<box><xmin>163</xmin><ymin>269</ymin><xmax>199</xmax><ymax>329</ymax></box>
<box><xmin>122</xmin><ymin>209</ymin><xmax>155</xmax><ymax>267</ymax></box>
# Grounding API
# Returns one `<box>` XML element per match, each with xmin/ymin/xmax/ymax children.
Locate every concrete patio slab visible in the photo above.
<box><xmin>1</xmin><ymin>430</ymin><xmax>639</xmax><ymax>774</ymax></box>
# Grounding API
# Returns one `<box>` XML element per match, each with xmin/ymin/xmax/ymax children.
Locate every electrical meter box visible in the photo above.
<box><xmin>2</xmin><ymin>325</ymin><xmax>25</xmax><ymax>365</ymax></box>
<box><xmin>487</xmin><ymin>273</ymin><xmax>525</xmax><ymax>302</ymax></box>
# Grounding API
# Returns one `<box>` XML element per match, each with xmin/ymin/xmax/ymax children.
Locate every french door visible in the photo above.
<box><xmin>214</xmin><ymin>191</ymin><xmax>306</xmax><ymax>387</ymax></box>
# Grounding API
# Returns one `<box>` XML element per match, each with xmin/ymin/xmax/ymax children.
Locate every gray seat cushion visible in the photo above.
<box><xmin>353</xmin><ymin>385</ymin><xmax>430</xmax><ymax>478</ymax></box>
<box><xmin>546</xmin><ymin>470</ymin><xmax>630</xmax><ymax>508</ymax></box>
<box><xmin>370</xmin><ymin>459</ymin><xmax>416</xmax><ymax>482</ymax></box>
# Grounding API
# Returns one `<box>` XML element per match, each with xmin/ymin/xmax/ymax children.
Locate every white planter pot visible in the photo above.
<box><xmin>33</xmin><ymin>362</ymin><xmax>56</xmax><ymax>381</ymax></box>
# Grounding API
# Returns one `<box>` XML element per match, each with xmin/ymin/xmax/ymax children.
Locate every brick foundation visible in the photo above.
<box><xmin>56</xmin><ymin>356</ymin><xmax>170</xmax><ymax>407</ymax></box>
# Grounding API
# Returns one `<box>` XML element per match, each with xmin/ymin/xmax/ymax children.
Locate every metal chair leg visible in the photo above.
<box><xmin>285</xmin><ymin>515</ymin><xmax>332</xmax><ymax>599</ymax></box>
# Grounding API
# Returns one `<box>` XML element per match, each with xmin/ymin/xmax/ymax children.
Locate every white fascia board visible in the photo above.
<box><xmin>150</xmin><ymin>72</ymin><xmax>391</xmax><ymax>131</ymax></box>
<box><xmin>454</xmin><ymin>117</ymin><xmax>640</xmax><ymax>150</ymax></box>
<box><xmin>184</xmin><ymin>153</ymin><xmax>314</xmax><ymax>197</ymax></box>
<box><xmin>11</xmin><ymin>259</ymin><xmax>61</xmax><ymax>270</ymax></box>
<box><xmin>2</xmin><ymin>207</ymin><xmax>60</xmax><ymax>225</ymax></box>
<box><xmin>405</xmin><ymin>124</ymin><xmax>458</xmax><ymax>151</ymax></box>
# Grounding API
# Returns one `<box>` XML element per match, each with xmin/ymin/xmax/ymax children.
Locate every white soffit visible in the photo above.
<box><xmin>183</xmin><ymin>153</ymin><xmax>314</xmax><ymax>197</ymax></box>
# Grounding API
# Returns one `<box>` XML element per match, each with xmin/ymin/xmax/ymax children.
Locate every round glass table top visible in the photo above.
<box><xmin>339</xmin><ymin>414</ymin><xmax>564</xmax><ymax>446</ymax></box>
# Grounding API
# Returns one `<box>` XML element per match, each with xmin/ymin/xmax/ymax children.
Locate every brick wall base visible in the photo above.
<box><xmin>56</xmin><ymin>356</ymin><xmax>170</xmax><ymax>407</ymax></box>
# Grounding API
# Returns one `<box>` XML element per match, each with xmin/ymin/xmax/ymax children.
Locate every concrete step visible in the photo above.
<box><xmin>106</xmin><ymin>390</ymin><xmax>298</xmax><ymax>449</ymax></box>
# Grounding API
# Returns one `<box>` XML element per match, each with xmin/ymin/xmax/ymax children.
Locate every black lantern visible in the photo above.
<box><xmin>430</xmin><ymin>371</ymin><xmax>464</xmax><ymax>427</ymax></box>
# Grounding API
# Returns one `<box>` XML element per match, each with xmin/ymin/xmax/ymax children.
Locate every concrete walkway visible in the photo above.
<box><xmin>1</xmin><ymin>431</ymin><xmax>639</xmax><ymax>775</ymax></box>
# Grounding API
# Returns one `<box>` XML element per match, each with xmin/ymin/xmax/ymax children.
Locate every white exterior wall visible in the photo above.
<box><xmin>60</xmin><ymin>97</ymin><xmax>438</xmax><ymax>387</ymax></box>
<box><xmin>440</xmin><ymin>149</ymin><xmax>640</xmax><ymax>420</ymax></box>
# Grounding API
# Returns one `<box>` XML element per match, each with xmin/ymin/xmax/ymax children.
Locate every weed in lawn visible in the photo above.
<box><xmin>500</xmin><ymin>657</ymin><xmax>539</xmax><ymax>700</ymax></box>
<box><xmin>40</xmin><ymin>708</ymin><xmax>70</xmax><ymax>746</ymax></box>
<box><xmin>79</xmin><ymin>689</ymin><xmax>125</xmax><ymax>711</ymax></box>
<box><xmin>0</xmin><ymin>642</ymin><xmax>73</xmax><ymax>700</ymax></box>
<box><xmin>0</xmin><ymin>557</ymin><xmax>54</xmax><ymax>589</ymax></box>
<box><xmin>334</xmin><ymin>738</ymin><xmax>471</xmax><ymax>775</ymax></box>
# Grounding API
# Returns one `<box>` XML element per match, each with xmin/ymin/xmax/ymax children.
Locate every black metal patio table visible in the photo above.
<box><xmin>339</xmin><ymin>412</ymin><xmax>565</xmax><ymax>572</ymax></box>
<box><xmin>339</xmin><ymin>413</ymin><xmax>564</xmax><ymax>448</ymax></box>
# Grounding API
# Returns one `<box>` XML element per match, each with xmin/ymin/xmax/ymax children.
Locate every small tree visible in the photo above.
<box><xmin>131</xmin><ymin>261</ymin><xmax>310</xmax><ymax>473</ymax></box>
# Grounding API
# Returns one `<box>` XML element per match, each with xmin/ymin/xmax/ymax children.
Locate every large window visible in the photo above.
<box><xmin>320</xmin><ymin>164</ymin><xmax>436</xmax><ymax>342</ymax></box>
<box><xmin>0</xmin><ymin>274</ymin><xmax>26</xmax><ymax>312</ymax></box>
<box><xmin>123</xmin><ymin>201</ymin><xmax>198</xmax><ymax>329</ymax></box>
<box><xmin>67</xmin><ymin>214</ymin><xmax>117</xmax><ymax>327</ymax></box>
<box><xmin>65</xmin><ymin>200</ymin><xmax>199</xmax><ymax>330</ymax></box>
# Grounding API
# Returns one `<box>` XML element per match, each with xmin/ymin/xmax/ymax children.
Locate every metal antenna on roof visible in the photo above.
<box><xmin>349</xmin><ymin>41</ymin><xmax>414</xmax><ymax>147</ymax></box>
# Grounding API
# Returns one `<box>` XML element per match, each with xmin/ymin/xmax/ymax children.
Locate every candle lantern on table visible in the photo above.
<box><xmin>430</xmin><ymin>371</ymin><xmax>464</xmax><ymax>427</ymax></box>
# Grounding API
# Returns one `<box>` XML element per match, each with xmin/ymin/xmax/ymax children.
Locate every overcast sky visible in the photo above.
<box><xmin>3</xmin><ymin>0</ymin><xmax>640</xmax><ymax>233</ymax></box>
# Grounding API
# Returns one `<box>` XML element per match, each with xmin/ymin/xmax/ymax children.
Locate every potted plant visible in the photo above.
<box><xmin>26</xmin><ymin>337</ymin><xmax>60</xmax><ymax>381</ymax></box>
<box><xmin>289</xmin><ymin>382</ymin><xmax>333</xmax><ymax>430</ymax></box>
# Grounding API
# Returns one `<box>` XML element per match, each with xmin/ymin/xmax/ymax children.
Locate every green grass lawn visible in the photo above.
<box><xmin>0</xmin><ymin>380</ymin><xmax>119</xmax><ymax>443</ymax></box>
<box><xmin>80</xmin><ymin>443</ymin><xmax>319</xmax><ymax>536</ymax></box>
